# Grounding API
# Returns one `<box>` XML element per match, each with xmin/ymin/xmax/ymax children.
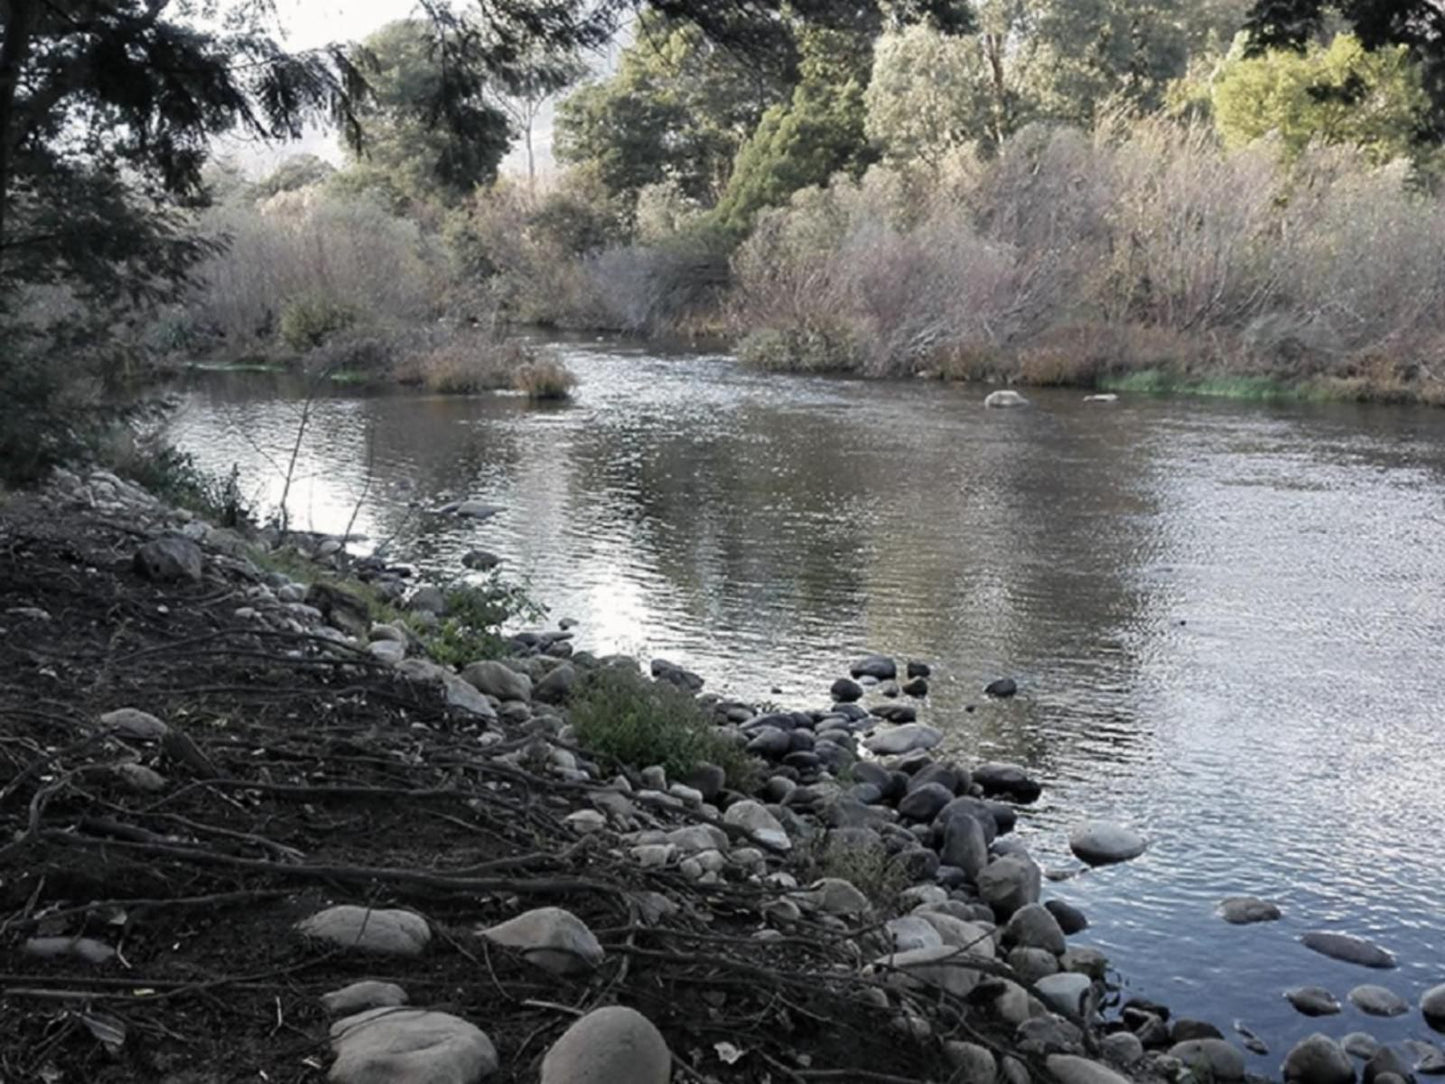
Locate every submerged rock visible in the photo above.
<box><xmin>540</xmin><ymin>1006</ymin><xmax>670</xmax><ymax>1084</ymax></box>
<box><xmin>330</xmin><ymin>1007</ymin><xmax>496</xmax><ymax>1084</ymax></box>
<box><xmin>1350</xmin><ymin>985</ymin><xmax>1409</xmax><ymax>1018</ymax></box>
<box><xmin>1169</xmin><ymin>1039</ymin><xmax>1247</xmax><ymax>1081</ymax></box>
<box><xmin>850</xmin><ymin>654</ymin><xmax>897</xmax><ymax>680</ymax></box>
<box><xmin>1301</xmin><ymin>932</ymin><xmax>1396</xmax><ymax>970</ymax></box>
<box><xmin>1069</xmin><ymin>821</ymin><xmax>1148</xmax><ymax>866</ymax></box>
<box><xmin>1219</xmin><ymin>896</ymin><xmax>1282</xmax><ymax>924</ymax></box>
<box><xmin>651</xmin><ymin>658</ymin><xmax>703</xmax><ymax>692</ymax></box>
<box><xmin>984</xmin><ymin>677</ymin><xmax>1018</xmax><ymax>697</ymax></box>
<box><xmin>1287</xmin><ymin>986</ymin><xmax>1342</xmax><ymax>1017</ymax></box>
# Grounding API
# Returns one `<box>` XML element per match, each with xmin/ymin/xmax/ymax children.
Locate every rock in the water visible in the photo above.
<box><xmin>851</xmin><ymin>654</ymin><xmax>897</xmax><ymax>680</ymax></box>
<box><xmin>864</xmin><ymin>723</ymin><xmax>942</xmax><ymax>756</ymax></box>
<box><xmin>1045</xmin><ymin>899</ymin><xmax>1090</xmax><ymax>935</ymax></box>
<box><xmin>902</xmin><ymin>677</ymin><xmax>929</xmax><ymax>697</ymax></box>
<box><xmin>298</xmin><ymin>906</ymin><xmax>431</xmax><ymax>956</ymax></box>
<box><xmin>479</xmin><ymin>908</ymin><xmax>603</xmax><ymax>974</ymax></box>
<box><xmin>461</xmin><ymin>660</ymin><xmax>532</xmax><ymax>702</ymax></box>
<box><xmin>462</xmin><ymin>549</ymin><xmax>501</xmax><ymax>570</ymax></box>
<box><xmin>1283</xmin><ymin>1034</ymin><xmax>1356</xmax><ymax>1084</ymax></box>
<box><xmin>1219</xmin><ymin>896</ymin><xmax>1282</xmax><ymax>924</ymax></box>
<box><xmin>329</xmin><ymin>1007</ymin><xmax>497</xmax><ymax>1084</ymax></box>
<box><xmin>1035</xmin><ymin>972</ymin><xmax>1095</xmax><ymax>1018</ymax></box>
<box><xmin>1045</xmin><ymin>1055</ymin><xmax>1132</xmax><ymax>1084</ymax></box>
<box><xmin>1343</xmin><ymin>1034</ymin><xmax>1381</xmax><ymax>1061</ymax></box>
<box><xmin>977</xmin><ymin>854</ymin><xmax>1042</xmax><ymax>917</ymax></box>
<box><xmin>973</xmin><ymin>762</ymin><xmax>1041</xmax><ymax>802</ymax></box>
<box><xmin>534</xmin><ymin>662</ymin><xmax>578</xmax><ymax>704</ymax></box>
<box><xmin>984</xmin><ymin>677</ymin><xmax>1018</xmax><ymax>697</ymax></box>
<box><xmin>723</xmin><ymin>800</ymin><xmax>791</xmax><ymax>851</ymax></box>
<box><xmin>831</xmin><ymin>677</ymin><xmax>864</xmax><ymax>702</ymax></box>
<box><xmin>1302</xmin><ymin>932</ymin><xmax>1396</xmax><ymax>970</ymax></box>
<box><xmin>984</xmin><ymin>391</ymin><xmax>1030</xmax><ymax>409</ymax></box>
<box><xmin>134</xmin><ymin>536</ymin><xmax>203</xmax><ymax>582</ymax></box>
<box><xmin>1169</xmin><ymin>1039</ymin><xmax>1247</xmax><ymax>1081</ymax></box>
<box><xmin>1422</xmin><ymin>985</ymin><xmax>1445</xmax><ymax>1032</ymax></box>
<box><xmin>1287</xmin><ymin>987</ymin><xmax>1342</xmax><ymax>1016</ymax></box>
<box><xmin>1005</xmin><ymin>902</ymin><xmax>1067</xmax><ymax>955</ymax></box>
<box><xmin>1350</xmin><ymin>986</ymin><xmax>1409</xmax><ymax>1018</ymax></box>
<box><xmin>449</xmin><ymin>500</ymin><xmax>503</xmax><ymax>519</ymax></box>
<box><xmin>870</xmin><ymin>702</ymin><xmax>917</xmax><ymax>723</ymax></box>
<box><xmin>540</xmin><ymin>1005</ymin><xmax>670</xmax><ymax>1084</ymax></box>
<box><xmin>99</xmin><ymin>707</ymin><xmax>169</xmax><ymax>739</ymax></box>
<box><xmin>1069</xmin><ymin>821</ymin><xmax>1148</xmax><ymax>866</ymax></box>
<box><xmin>650</xmin><ymin>658</ymin><xmax>703</xmax><ymax>692</ymax></box>
<box><xmin>321</xmin><ymin>981</ymin><xmax>409</xmax><ymax>1017</ymax></box>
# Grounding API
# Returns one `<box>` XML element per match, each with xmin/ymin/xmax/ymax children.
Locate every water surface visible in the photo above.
<box><xmin>172</xmin><ymin>343</ymin><xmax>1445</xmax><ymax>1059</ymax></box>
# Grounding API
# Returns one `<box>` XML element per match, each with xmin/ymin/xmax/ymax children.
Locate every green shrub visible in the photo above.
<box><xmin>570</xmin><ymin>667</ymin><xmax>760</xmax><ymax>789</ymax></box>
<box><xmin>122</xmin><ymin>446</ymin><xmax>251</xmax><ymax>527</ymax></box>
<box><xmin>736</xmin><ymin>324</ymin><xmax>865</xmax><ymax>373</ymax></box>
<box><xmin>415</xmin><ymin>576</ymin><xmax>543</xmax><ymax>666</ymax></box>
<box><xmin>280</xmin><ymin>296</ymin><xmax>356</xmax><ymax>352</ymax></box>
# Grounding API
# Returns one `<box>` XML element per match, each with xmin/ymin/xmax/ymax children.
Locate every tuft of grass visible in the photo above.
<box><xmin>809</xmin><ymin>837</ymin><xmax>912</xmax><ymax>909</ymax></box>
<box><xmin>116</xmin><ymin>445</ymin><xmax>252</xmax><ymax>527</ymax></box>
<box><xmin>569</xmin><ymin>667</ymin><xmax>760</xmax><ymax>789</ymax></box>
<box><xmin>395</xmin><ymin>338</ymin><xmax>530</xmax><ymax>395</ymax></box>
<box><xmin>513</xmin><ymin>353</ymin><xmax>577</xmax><ymax>400</ymax></box>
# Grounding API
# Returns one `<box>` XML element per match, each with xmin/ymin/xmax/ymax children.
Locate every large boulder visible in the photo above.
<box><xmin>540</xmin><ymin>1006</ymin><xmax>670</xmax><ymax>1084</ymax></box>
<box><xmin>1005</xmin><ymin>902</ymin><xmax>1067</xmax><ymax>955</ymax></box>
<box><xmin>723</xmin><ymin>800</ymin><xmax>790</xmax><ymax>851</ymax></box>
<box><xmin>1283</xmin><ymin>1034</ymin><xmax>1356</xmax><ymax>1084</ymax></box>
<box><xmin>479</xmin><ymin>908</ymin><xmax>603</xmax><ymax>975</ymax></box>
<box><xmin>1069</xmin><ymin>821</ymin><xmax>1148</xmax><ymax>866</ymax></box>
<box><xmin>329</xmin><ymin>1007</ymin><xmax>497</xmax><ymax>1084</ymax></box>
<box><xmin>298</xmin><ymin>906</ymin><xmax>430</xmax><ymax>956</ymax></box>
<box><xmin>977</xmin><ymin>855</ymin><xmax>1041</xmax><ymax>917</ymax></box>
<box><xmin>134</xmin><ymin>536</ymin><xmax>203</xmax><ymax>582</ymax></box>
<box><xmin>1301</xmin><ymin>932</ymin><xmax>1396</xmax><ymax>970</ymax></box>
<box><xmin>1035</xmin><ymin>973</ymin><xmax>1095</xmax><ymax>1018</ymax></box>
<box><xmin>534</xmin><ymin>662</ymin><xmax>578</xmax><ymax>704</ymax></box>
<box><xmin>461</xmin><ymin>660</ymin><xmax>532</xmax><ymax>703</ymax></box>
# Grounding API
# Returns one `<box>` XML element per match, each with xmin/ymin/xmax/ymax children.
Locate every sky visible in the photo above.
<box><xmin>215</xmin><ymin>0</ymin><xmax>576</xmax><ymax>180</ymax></box>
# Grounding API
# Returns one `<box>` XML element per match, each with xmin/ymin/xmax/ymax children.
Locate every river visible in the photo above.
<box><xmin>171</xmin><ymin>340</ymin><xmax>1445</xmax><ymax>1061</ymax></box>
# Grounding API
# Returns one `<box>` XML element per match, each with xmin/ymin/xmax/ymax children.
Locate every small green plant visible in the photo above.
<box><xmin>570</xmin><ymin>667</ymin><xmax>760</xmax><ymax>788</ymax></box>
<box><xmin>811</xmin><ymin>837</ymin><xmax>912</xmax><ymax>908</ymax></box>
<box><xmin>280</xmin><ymin>296</ymin><xmax>356</xmax><ymax>352</ymax></box>
<box><xmin>412</xmin><ymin>576</ymin><xmax>544</xmax><ymax>667</ymax></box>
<box><xmin>123</xmin><ymin>446</ymin><xmax>252</xmax><ymax>527</ymax></box>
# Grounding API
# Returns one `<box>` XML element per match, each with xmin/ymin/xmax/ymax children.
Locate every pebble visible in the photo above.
<box><xmin>330</xmin><ymin>1007</ymin><xmax>496</xmax><ymax>1084</ymax></box>
<box><xmin>478</xmin><ymin>907</ymin><xmax>603</xmax><ymax>975</ymax></box>
<box><xmin>99</xmin><ymin>707</ymin><xmax>169</xmax><ymax>739</ymax></box>
<box><xmin>321</xmin><ymin>981</ymin><xmax>409</xmax><ymax>1016</ymax></box>
<box><xmin>298</xmin><ymin>906</ymin><xmax>431</xmax><ymax>957</ymax></box>
<box><xmin>541</xmin><ymin>1006</ymin><xmax>670</xmax><ymax>1084</ymax></box>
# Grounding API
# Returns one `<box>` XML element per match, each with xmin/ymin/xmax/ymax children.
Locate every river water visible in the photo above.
<box><xmin>171</xmin><ymin>341</ymin><xmax>1445</xmax><ymax>1061</ymax></box>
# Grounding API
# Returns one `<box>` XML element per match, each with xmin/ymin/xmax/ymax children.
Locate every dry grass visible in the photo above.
<box><xmin>395</xmin><ymin>337</ymin><xmax>529</xmax><ymax>394</ymax></box>
<box><xmin>513</xmin><ymin>353</ymin><xmax>577</xmax><ymax>400</ymax></box>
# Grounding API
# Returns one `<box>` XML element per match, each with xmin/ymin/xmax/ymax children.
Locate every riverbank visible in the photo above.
<box><xmin>4</xmin><ymin>470</ymin><xmax>1442</xmax><ymax>1084</ymax></box>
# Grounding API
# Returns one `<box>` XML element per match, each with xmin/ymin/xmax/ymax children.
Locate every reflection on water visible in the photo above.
<box><xmin>172</xmin><ymin>345</ymin><xmax>1445</xmax><ymax>1056</ymax></box>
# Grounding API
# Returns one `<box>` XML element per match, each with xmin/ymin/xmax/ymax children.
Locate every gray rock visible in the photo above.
<box><xmin>723</xmin><ymin>800</ymin><xmax>791</xmax><ymax>850</ymax></box>
<box><xmin>1045</xmin><ymin>1054</ymin><xmax>1132</xmax><ymax>1084</ymax></box>
<box><xmin>887</xmin><ymin>916</ymin><xmax>946</xmax><ymax>953</ymax></box>
<box><xmin>541</xmin><ymin>1005</ymin><xmax>670</xmax><ymax>1084</ymax></box>
<box><xmin>796</xmin><ymin>878</ymin><xmax>871</xmax><ymax>917</ymax></box>
<box><xmin>114</xmin><ymin>762</ymin><xmax>167</xmax><ymax>792</ymax></box>
<box><xmin>1287</xmin><ymin>986</ymin><xmax>1342</xmax><ymax>1016</ymax></box>
<box><xmin>369</xmin><ymin>639</ymin><xmax>405</xmax><ymax>665</ymax></box>
<box><xmin>1423</xmin><ymin>985</ymin><xmax>1445</xmax><ymax>1032</ymax></box>
<box><xmin>1301</xmin><ymin>932</ymin><xmax>1396</xmax><ymax>970</ymax></box>
<box><xmin>461</xmin><ymin>549</ymin><xmax>501</xmax><ymax>570</ymax></box>
<box><xmin>1101</xmin><ymin>1032</ymin><xmax>1146</xmax><ymax>1066</ymax></box>
<box><xmin>831</xmin><ymin>677</ymin><xmax>864</xmax><ymax>702</ymax></box>
<box><xmin>134</xmin><ymin>536</ymin><xmax>203</xmax><ymax>582</ymax></box>
<box><xmin>22</xmin><ymin>936</ymin><xmax>116</xmax><ymax>966</ymax></box>
<box><xmin>1365</xmin><ymin>1046</ymin><xmax>1415</xmax><ymax>1084</ymax></box>
<box><xmin>863</xmin><ymin>723</ymin><xmax>942</xmax><ymax>756</ymax></box>
<box><xmin>977</xmin><ymin>855</ymin><xmax>1042</xmax><ymax>917</ymax></box>
<box><xmin>1283</xmin><ymin>1034</ymin><xmax>1356</xmax><ymax>1084</ymax></box>
<box><xmin>1219</xmin><ymin>896</ymin><xmax>1282</xmax><ymax>924</ymax></box>
<box><xmin>330</xmin><ymin>1007</ymin><xmax>497</xmax><ymax>1084</ymax></box>
<box><xmin>1350</xmin><ymin>985</ymin><xmax>1409</xmax><ymax>1018</ymax></box>
<box><xmin>405</xmin><ymin>585</ymin><xmax>447</xmax><ymax>614</ymax></box>
<box><xmin>298</xmin><ymin>906</ymin><xmax>431</xmax><ymax>956</ymax></box>
<box><xmin>534</xmin><ymin>662</ymin><xmax>578</xmax><ymax>704</ymax></box>
<box><xmin>1060</xmin><ymin>947</ymin><xmax>1108</xmax><ymax>980</ymax></box>
<box><xmin>321</xmin><ymin>981</ymin><xmax>409</xmax><ymax>1017</ymax></box>
<box><xmin>1173</xmin><ymin>1020</ymin><xmax>1224</xmax><ymax>1042</ymax></box>
<box><xmin>1008</xmin><ymin>945</ymin><xmax>1059</xmax><ymax>984</ymax></box>
<box><xmin>1035</xmin><ymin>972</ymin><xmax>1096</xmax><ymax>1018</ymax></box>
<box><xmin>651</xmin><ymin>658</ymin><xmax>703</xmax><ymax>692</ymax></box>
<box><xmin>746</xmin><ymin>727</ymin><xmax>793</xmax><ymax>757</ymax></box>
<box><xmin>945</xmin><ymin>1041</ymin><xmax>997</xmax><ymax>1084</ymax></box>
<box><xmin>461</xmin><ymin>660</ymin><xmax>532</xmax><ymax>703</ymax></box>
<box><xmin>99</xmin><ymin>707</ymin><xmax>169</xmax><ymax>740</ymax></box>
<box><xmin>1006</xmin><ymin>902</ymin><xmax>1067</xmax><ymax>955</ymax></box>
<box><xmin>479</xmin><ymin>907</ymin><xmax>602</xmax><ymax>974</ymax></box>
<box><xmin>877</xmin><ymin>945</ymin><xmax>984</xmax><ymax>997</ymax></box>
<box><xmin>1019</xmin><ymin>1013</ymin><xmax>1086</xmax><ymax>1055</ymax></box>
<box><xmin>1069</xmin><ymin>821</ymin><xmax>1148</xmax><ymax>866</ymax></box>
<box><xmin>1344</xmin><ymin>1034</ymin><xmax>1382</xmax><ymax>1061</ymax></box>
<box><xmin>942</xmin><ymin>812</ymin><xmax>990</xmax><ymax>879</ymax></box>
<box><xmin>1169</xmin><ymin>1039</ymin><xmax>1247</xmax><ymax>1080</ymax></box>
<box><xmin>685</xmin><ymin>763</ymin><xmax>726</xmax><ymax>801</ymax></box>
<box><xmin>1046</xmin><ymin>899</ymin><xmax>1089</xmax><ymax>935</ymax></box>
<box><xmin>851</xmin><ymin>655</ymin><xmax>897</xmax><ymax>680</ymax></box>
<box><xmin>899</xmin><ymin>782</ymin><xmax>954</xmax><ymax>821</ymax></box>
<box><xmin>973</xmin><ymin>762</ymin><xmax>1040</xmax><ymax>802</ymax></box>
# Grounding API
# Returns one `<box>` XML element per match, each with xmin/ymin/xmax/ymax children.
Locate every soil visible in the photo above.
<box><xmin>0</xmin><ymin>491</ymin><xmax>1000</xmax><ymax>1083</ymax></box>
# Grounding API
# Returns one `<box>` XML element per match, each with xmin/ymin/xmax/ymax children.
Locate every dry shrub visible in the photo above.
<box><xmin>395</xmin><ymin>337</ymin><xmax>533</xmax><ymax>395</ymax></box>
<box><xmin>513</xmin><ymin>353</ymin><xmax>577</xmax><ymax>400</ymax></box>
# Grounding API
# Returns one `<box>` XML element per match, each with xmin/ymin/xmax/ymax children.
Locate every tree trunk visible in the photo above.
<box><xmin>983</xmin><ymin>31</ymin><xmax>1008</xmax><ymax>147</ymax></box>
<box><xmin>0</xmin><ymin>0</ymin><xmax>39</xmax><ymax>279</ymax></box>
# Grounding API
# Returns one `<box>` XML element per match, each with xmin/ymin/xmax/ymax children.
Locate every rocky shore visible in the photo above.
<box><xmin>3</xmin><ymin>470</ymin><xmax>1443</xmax><ymax>1084</ymax></box>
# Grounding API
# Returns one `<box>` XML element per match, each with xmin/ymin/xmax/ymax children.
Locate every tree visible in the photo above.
<box><xmin>1213</xmin><ymin>33</ymin><xmax>1428</xmax><ymax>163</ymax></box>
<box><xmin>489</xmin><ymin>45</ymin><xmax>586</xmax><ymax>190</ymax></box>
<box><xmin>555</xmin><ymin>12</ymin><xmax>787</xmax><ymax>203</ymax></box>
<box><xmin>252</xmin><ymin>154</ymin><xmax>337</xmax><ymax>201</ymax></box>
<box><xmin>713</xmin><ymin>25</ymin><xmax>877</xmax><ymax>230</ymax></box>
